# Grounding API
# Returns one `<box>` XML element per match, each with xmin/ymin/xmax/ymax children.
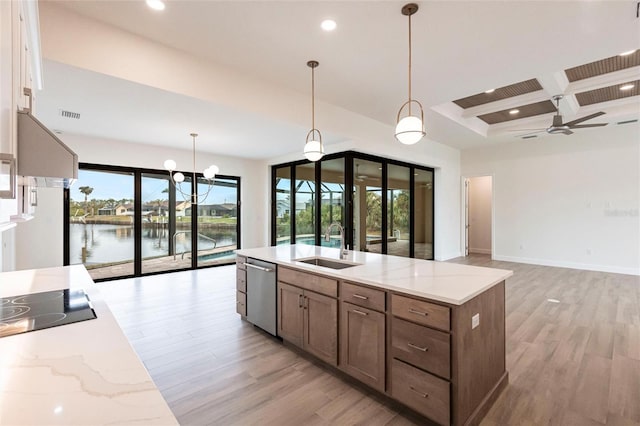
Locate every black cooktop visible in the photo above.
<box><xmin>0</xmin><ymin>289</ymin><xmax>97</xmax><ymax>338</ymax></box>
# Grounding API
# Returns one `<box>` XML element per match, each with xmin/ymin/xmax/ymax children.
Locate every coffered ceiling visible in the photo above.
<box><xmin>34</xmin><ymin>1</ymin><xmax>640</xmax><ymax>158</ymax></box>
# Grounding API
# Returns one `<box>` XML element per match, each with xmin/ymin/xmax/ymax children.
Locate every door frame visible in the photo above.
<box><xmin>460</xmin><ymin>174</ymin><xmax>495</xmax><ymax>258</ymax></box>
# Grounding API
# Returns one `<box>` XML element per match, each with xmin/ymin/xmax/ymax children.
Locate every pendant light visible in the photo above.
<box><xmin>395</xmin><ymin>3</ymin><xmax>425</xmax><ymax>145</ymax></box>
<box><xmin>163</xmin><ymin>133</ymin><xmax>218</xmax><ymax>204</ymax></box>
<box><xmin>304</xmin><ymin>60</ymin><xmax>324</xmax><ymax>162</ymax></box>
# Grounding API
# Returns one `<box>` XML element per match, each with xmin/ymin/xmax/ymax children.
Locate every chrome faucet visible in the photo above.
<box><xmin>325</xmin><ymin>222</ymin><xmax>348</xmax><ymax>260</ymax></box>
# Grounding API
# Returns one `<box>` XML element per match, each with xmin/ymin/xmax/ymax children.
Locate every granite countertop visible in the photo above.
<box><xmin>0</xmin><ymin>265</ymin><xmax>177</xmax><ymax>426</ymax></box>
<box><xmin>236</xmin><ymin>245</ymin><xmax>513</xmax><ymax>305</ymax></box>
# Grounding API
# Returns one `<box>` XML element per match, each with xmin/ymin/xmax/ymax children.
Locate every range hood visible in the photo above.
<box><xmin>17</xmin><ymin>110</ymin><xmax>78</xmax><ymax>188</ymax></box>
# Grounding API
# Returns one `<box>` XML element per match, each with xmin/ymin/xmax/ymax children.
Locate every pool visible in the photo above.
<box><xmin>197</xmin><ymin>250</ymin><xmax>236</xmax><ymax>262</ymax></box>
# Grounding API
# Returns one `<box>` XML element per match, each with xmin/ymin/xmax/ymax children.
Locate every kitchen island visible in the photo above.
<box><xmin>236</xmin><ymin>245</ymin><xmax>513</xmax><ymax>426</ymax></box>
<box><xmin>0</xmin><ymin>265</ymin><xmax>177</xmax><ymax>425</ymax></box>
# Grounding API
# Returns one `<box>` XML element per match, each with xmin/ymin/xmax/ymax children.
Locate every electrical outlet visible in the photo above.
<box><xmin>472</xmin><ymin>313</ymin><xmax>480</xmax><ymax>329</ymax></box>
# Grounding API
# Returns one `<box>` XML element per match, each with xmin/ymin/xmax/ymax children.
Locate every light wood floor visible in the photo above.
<box><xmin>99</xmin><ymin>255</ymin><xmax>640</xmax><ymax>425</ymax></box>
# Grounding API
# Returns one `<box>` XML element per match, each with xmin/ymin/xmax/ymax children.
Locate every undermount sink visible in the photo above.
<box><xmin>295</xmin><ymin>257</ymin><xmax>361</xmax><ymax>270</ymax></box>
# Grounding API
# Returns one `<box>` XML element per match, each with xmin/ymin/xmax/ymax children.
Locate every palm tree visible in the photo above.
<box><xmin>78</xmin><ymin>186</ymin><xmax>93</xmax><ymax>216</ymax></box>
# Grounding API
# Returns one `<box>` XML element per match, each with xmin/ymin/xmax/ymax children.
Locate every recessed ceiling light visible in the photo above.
<box><xmin>619</xmin><ymin>49</ymin><xmax>637</xmax><ymax>56</ymax></box>
<box><xmin>547</xmin><ymin>298</ymin><xmax>560</xmax><ymax>303</ymax></box>
<box><xmin>321</xmin><ymin>19</ymin><xmax>337</xmax><ymax>31</ymax></box>
<box><xmin>509</xmin><ymin>109</ymin><xmax>519</xmax><ymax>115</ymax></box>
<box><xmin>620</xmin><ymin>84</ymin><xmax>635</xmax><ymax>91</ymax></box>
<box><xmin>484</xmin><ymin>89</ymin><xmax>495</xmax><ymax>94</ymax></box>
<box><xmin>146</xmin><ymin>0</ymin><xmax>165</xmax><ymax>11</ymax></box>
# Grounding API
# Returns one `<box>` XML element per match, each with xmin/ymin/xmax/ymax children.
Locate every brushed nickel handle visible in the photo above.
<box><xmin>352</xmin><ymin>309</ymin><xmax>368</xmax><ymax>316</ymax></box>
<box><xmin>407</xmin><ymin>342</ymin><xmax>429</xmax><ymax>352</ymax></box>
<box><xmin>408</xmin><ymin>308</ymin><xmax>428</xmax><ymax>316</ymax></box>
<box><xmin>244</xmin><ymin>263</ymin><xmax>274</xmax><ymax>272</ymax></box>
<box><xmin>409</xmin><ymin>386</ymin><xmax>428</xmax><ymax>398</ymax></box>
<box><xmin>353</xmin><ymin>294</ymin><xmax>368</xmax><ymax>300</ymax></box>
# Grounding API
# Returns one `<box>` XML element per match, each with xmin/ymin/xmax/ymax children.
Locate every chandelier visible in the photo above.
<box><xmin>395</xmin><ymin>3</ymin><xmax>426</xmax><ymax>145</ymax></box>
<box><xmin>163</xmin><ymin>133</ymin><xmax>219</xmax><ymax>204</ymax></box>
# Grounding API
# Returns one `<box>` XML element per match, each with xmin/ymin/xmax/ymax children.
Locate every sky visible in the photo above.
<box><xmin>72</xmin><ymin>169</ymin><xmax>237</xmax><ymax>204</ymax></box>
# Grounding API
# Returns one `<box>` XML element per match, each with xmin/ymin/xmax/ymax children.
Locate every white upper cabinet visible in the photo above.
<box><xmin>0</xmin><ymin>0</ymin><xmax>40</xmax><ymax>230</ymax></box>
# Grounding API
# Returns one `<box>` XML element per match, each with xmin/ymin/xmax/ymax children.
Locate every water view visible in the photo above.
<box><xmin>70</xmin><ymin>223</ymin><xmax>236</xmax><ymax>266</ymax></box>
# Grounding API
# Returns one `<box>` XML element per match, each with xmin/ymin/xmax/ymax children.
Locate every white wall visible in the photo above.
<box><xmin>468</xmin><ymin>176</ymin><xmax>492</xmax><ymax>254</ymax></box>
<box><xmin>462</xmin><ymin>123</ymin><xmax>640</xmax><ymax>275</ymax></box>
<box><xmin>14</xmin><ymin>187</ymin><xmax>63</xmax><ymax>269</ymax></box>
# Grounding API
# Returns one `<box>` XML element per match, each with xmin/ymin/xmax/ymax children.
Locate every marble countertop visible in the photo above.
<box><xmin>0</xmin><ymin>265</ymin><xmax>178</xmax><ymax>426</ymax></box>
<box><xmin>236</xmin><ymin>245</ymin><xmax>513</xmax><ymax>305</ymax></box>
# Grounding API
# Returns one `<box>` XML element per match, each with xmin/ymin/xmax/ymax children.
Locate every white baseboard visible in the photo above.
<box><xmin>436</xmin><ymin>251</ymin><xmax>463</xmax><ymax>261</ymax></box>
<box><xmin>492</xmin><ymin>254</ymin><xmax>640</xmax><ymax>276</ymax></box>
<box><xmin>469</xmin><ymin>248</ymin><xmax>491</xmax><ymax>255</ymax></box>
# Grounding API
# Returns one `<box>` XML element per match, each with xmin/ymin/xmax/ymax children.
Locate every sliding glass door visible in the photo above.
<box><xmin>196</xmin><ymin>177</ymin><xmax>239</xmax><ymax>267</ymax></box>
<box><xmin>387</xmin><ymin>164</ymin><xmax>411</xmax><ymax>257</ymax></box>
<box><xmin>295</xmin><ymin>163</ymin><xmax>316</xmax><ymax>245</ymax></box>
<box><xmin>271</xmin><ymin>152</ymin><xmax>434</xmax><ymax>260</ymax></box>
<box><xmin>320</xmin><ymin>158</ymin><xmax>345</xmax><ymax>247</ymax></box>
<box><xmin>353</xmin><ymin>159</ymin><xmax>383</xmax><ymax>253</ymax></box>
<box><xmin>68</xmin><ymin>169</ymin><xmax>135</xmax><ymax>280</ymax></box>
<box><xmin>66</xmin><ymin>164</ymin><xmax>240</xmax><ymax>281</ymax></box>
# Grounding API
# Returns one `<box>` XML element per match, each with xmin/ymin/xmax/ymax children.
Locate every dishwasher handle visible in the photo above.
<box><xmin>244</xmin><ymin>262</ymin><xmax>274</xmax><ymax>273</ymax></box>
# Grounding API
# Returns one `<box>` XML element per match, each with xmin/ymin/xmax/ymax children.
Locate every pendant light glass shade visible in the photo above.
<box><xmin>395</xmin><ymin>100</ymin><xmax>425</xmax><ymax>145</ymax></box>
<box><xmin>304</xmin><ymin>129</ymin><xmax>324</xmax><ymax>161</ymax></box>
<box><xmin>395</xmin><ymin>3</ymin><xmax>425</xmax><ymax>145</ymax></box>
<box><xmin>304</xmin><ymin>60</ymin><xmax>324</xmax><ymax>162</ymax></box>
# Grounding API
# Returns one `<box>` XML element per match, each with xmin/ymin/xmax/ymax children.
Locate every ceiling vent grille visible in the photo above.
<box><xmin>617</xmin><ymin>119</ymin><xmax>638</xmax><ymax>125</ymax></box>
<box><xmin>59</xmin><ymin>109</ymin><xmax>81</xmax><ymax>120</ymax></box>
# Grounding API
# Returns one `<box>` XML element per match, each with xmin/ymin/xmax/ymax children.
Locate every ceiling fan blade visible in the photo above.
<box><xmin>562</xmin><ymin>130</ymin><xmax>574</xmax><ymax>135</ymax></box>
<box><xmin>569</xmin><ymin>123</ymin><xmax>608</xmax><ymax>128</ymax></box>
<box><xmin>514</xmin><ymin>130</ymin><xmax>545</xmax><ymax>138</ymax></box>
<box><xmin>564</xmin><ymin>111</ymin><xmax>606</xmax><ymax>127</ymax></box>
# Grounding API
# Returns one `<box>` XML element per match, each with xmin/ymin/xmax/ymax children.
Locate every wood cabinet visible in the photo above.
<box><xmin>389</xmin><ymin>283</ymin><xmax>507</xmax><ymax>425</ymax></box>
<box><xmin>303</xmin><ymin>290</ymin><xmax>337</xmax><ymax>364</ymax></box>
<box><xmin>340</xmin><ymin>302</ymin><xmax>385</xmax><ymax>392</ymax></box>
<box><xmin>235</xmin><ymin>256</ymin><xmax>247</xmax><ymax>318</ymax></box>
<box><xmin>277</xmin><ymin>269</ymin><xmax>338</xmax><ymax>366</ymax></box>
<box><xmin>277</xmin><ymin>282</ymin><xmax>304</xmax><ymax>347</ymax></box>
<box><xmin>252</xmin><ymin>259</ymin><xmax>506</xmax><ymax>426</ymax></box>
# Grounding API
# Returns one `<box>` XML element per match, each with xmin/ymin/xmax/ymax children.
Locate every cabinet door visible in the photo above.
<box><xmin>304</xmin><ymin>290</ymin><xmax>338</xmax><ymax>366</ymax></box>
<box><xmin>277</xmin><ymin>282</ymin><xmax>304</xmax><ymax>348</ymax></box>
<box><xmin>340</xmin><ymin>302</ymin><xmax>385</xmax><ymax>392</ymax></box>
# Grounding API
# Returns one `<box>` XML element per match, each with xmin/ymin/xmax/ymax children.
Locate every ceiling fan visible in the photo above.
<box><xmin>515</xmin><ymin>95</ymin><xmax>608</xmax><ymax>136</ymax></box>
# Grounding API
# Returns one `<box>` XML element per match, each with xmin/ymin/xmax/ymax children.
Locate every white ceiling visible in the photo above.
<box><xmin>36</xmin><ymin>1</ymin><xmax>640</xmax><ymax>158</ymax></box>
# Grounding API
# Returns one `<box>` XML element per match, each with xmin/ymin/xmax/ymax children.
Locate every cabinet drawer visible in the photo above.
<box><xmin>392</xmin><ymin>317</ymin><xmax>450</xmax><ymax>379</ymax></box>
<box><xmin>236</xmin><ymin>255</ymin><xmax>247</xmax><ymax>270</ymax></box>
<box><xmin>391</xmin><ymin>359</ymin><xmax>450</xmax><ymax>425</ymax></box>
<box><xmin>236</xmin><ymin>291</ymin><xmax>246</xmax><ymax>317</ymax></box>
<box><xmin>391</xmin><ymin>294</ymin><xmax>450</xmax><ymax>331</ymax></box>
<box><xmin>341</xmin><ymin>281</ymin><xmax>385</xmax><ymax>312</ymax></box>
<box><xmin>279</xmin><ymin>267</ymin><xmax>338</xmax><ymax>298</ymax></box>
<box><xmin>236</xmin><ymin>269</ymin><xmax>247</xmax><ymax>292</ymax></box>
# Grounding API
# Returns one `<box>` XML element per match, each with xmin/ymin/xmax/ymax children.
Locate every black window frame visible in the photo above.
<box><xmin>64</xmin><ymin>162</ymin><xmax>241</xmax><ymax>282</ymax></box>
<box><xmin>270</xmin><ymin>151</ymin><xmax>435</xmax><ymax>259</ymax></box>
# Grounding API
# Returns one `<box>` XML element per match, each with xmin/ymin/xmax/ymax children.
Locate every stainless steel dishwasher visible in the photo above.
<box><xmin>244</xmin><ymin>258</ymin><xmax>277</xmax><ymax>336</ymax></box>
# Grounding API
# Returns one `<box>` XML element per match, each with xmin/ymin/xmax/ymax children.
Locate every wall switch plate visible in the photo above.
<box><xmin>472</xmin><ymin>313</ymin><xmax>480</xmax><ymax>329</ymax></box>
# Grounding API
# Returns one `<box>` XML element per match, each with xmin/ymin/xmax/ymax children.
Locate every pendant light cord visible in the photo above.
<box><xmin>311</xmin><ymin>65</ymin><xmax>315</xmax><ymax>131</ymax></box>
<box><xmin>408</xmin><ymin>11</ymin><xmax>412</xmax><ymax>116</ymax></box>
<box><xmin>192</xmin><ymin>134</ymin><xmax>196</xmax><ymax>177</ymax></box>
